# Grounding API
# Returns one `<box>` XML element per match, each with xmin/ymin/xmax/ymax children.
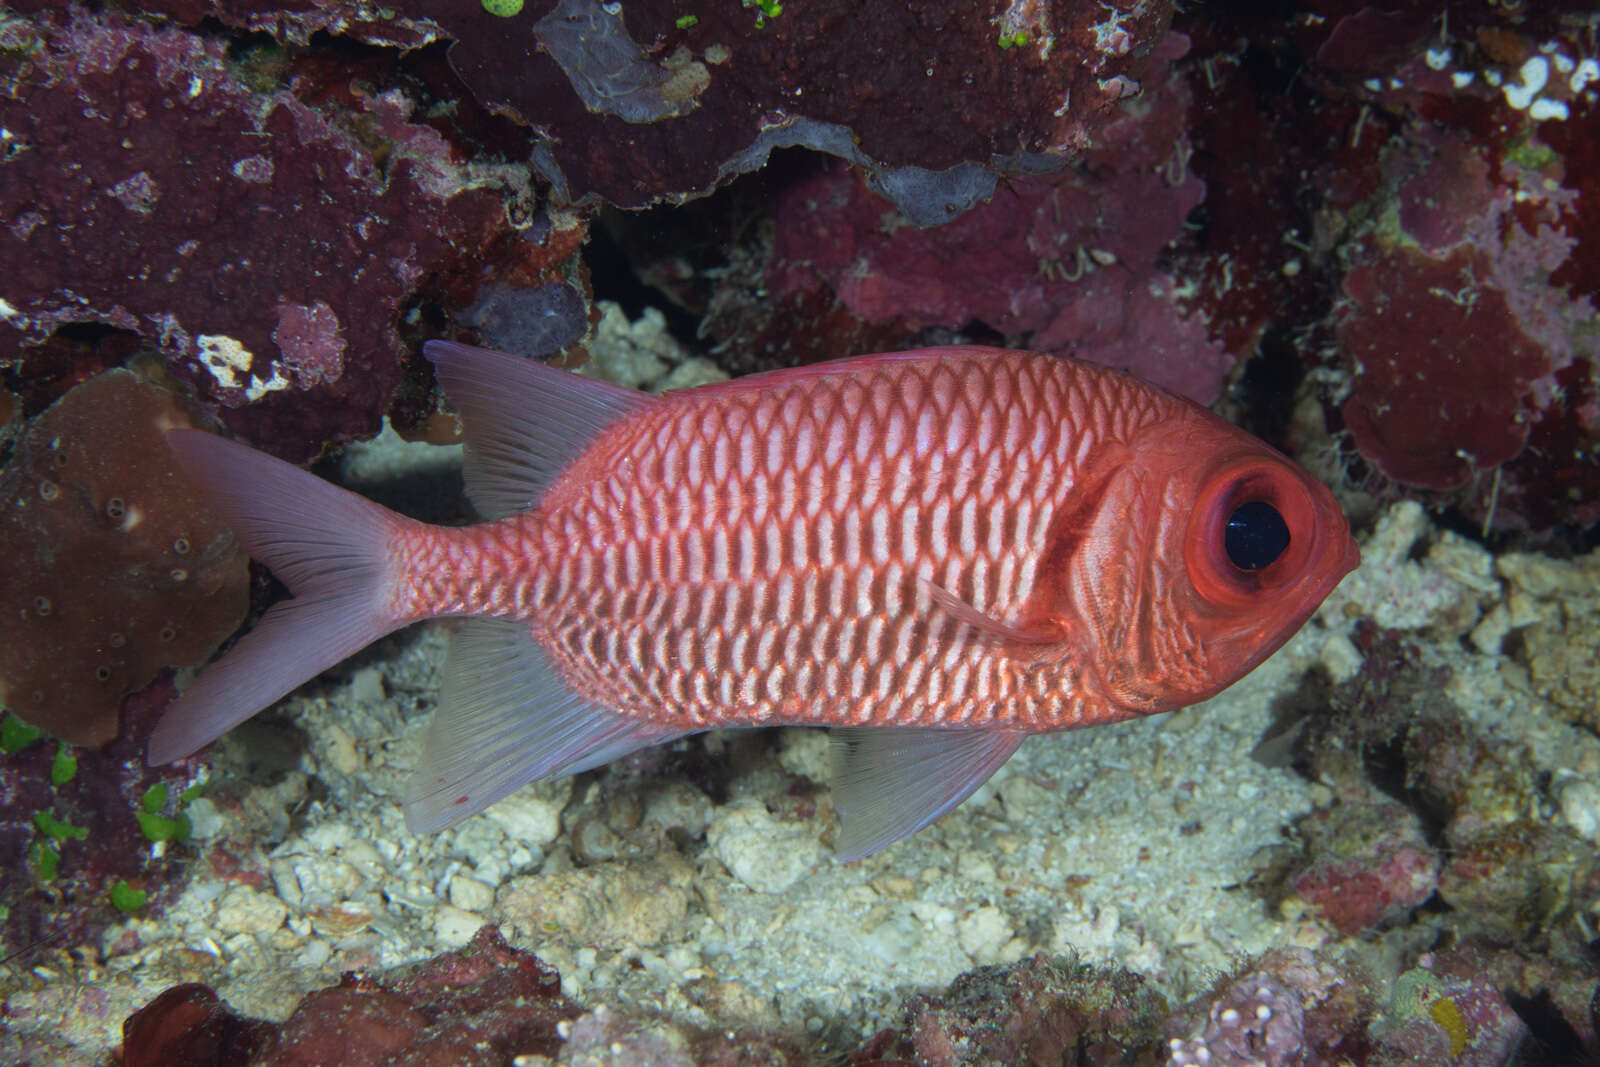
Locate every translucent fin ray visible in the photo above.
<box><xmin>148</xmin><ymin>431</ymin><xmax>405</xmax><ymax>764</ymax></box>
<box><xmin>919</xmin><ymin>579</ymin><xmax>1063</xmax><ymax>646</ymax></box>
<box><xmin>423</xmin><ymin>340</ymin><xmax>655</xmax><ymax>520</ymax></box>
<box><xmin>830</xmin><ymin>726</ymin><xmax>1025</xmax><ymax>861</ymax></box>
<box><xmin>404</xmin><ymin>617</ymin><xmax>686</xmax><ymax>833</ymax></box>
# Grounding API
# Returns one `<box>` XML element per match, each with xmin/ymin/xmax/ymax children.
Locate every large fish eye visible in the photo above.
<box><xmin>1185</xmin><ymin>459</ymin><xmax>1321</xmax><ymax>610</ymax></box>
<box><xmin>1224</xmin><ymin>500</ymin><xmax>1289</xmax><ymax>571</ymax></box>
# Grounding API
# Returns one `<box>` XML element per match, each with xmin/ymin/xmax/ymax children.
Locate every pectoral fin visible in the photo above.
<box><xmin>830</xmin><ymin>727</ymin><xmax>1025</xmax><ymax>861</ymax></box>
<box><xmin>919</xmin><ymin>579</ymin><xmax>1063</xmax><ymax>646</ymax></box>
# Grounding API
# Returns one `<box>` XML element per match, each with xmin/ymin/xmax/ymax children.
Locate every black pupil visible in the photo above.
<box><xmin>1224</xmin><ymin>500</ymin><xmax>1289</xmax><ymax>571</ymax></box>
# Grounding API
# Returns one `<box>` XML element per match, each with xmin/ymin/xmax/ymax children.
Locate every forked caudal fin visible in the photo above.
<box><xmin>147</xmin><ymin>430</ymin><xmax>410</xmax><ymax>764</ymax></box>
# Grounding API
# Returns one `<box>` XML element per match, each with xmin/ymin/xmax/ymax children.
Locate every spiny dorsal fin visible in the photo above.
<box><xmin>423</xmin><ymin>340</ymin><xmax>656</xmax><ymax>520</ymax></box>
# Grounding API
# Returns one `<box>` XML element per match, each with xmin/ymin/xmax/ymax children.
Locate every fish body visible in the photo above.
<box><xmin>151</xmin><ymin>344</ymin><xmax>1358</xmax><ymax>858</ymax></box>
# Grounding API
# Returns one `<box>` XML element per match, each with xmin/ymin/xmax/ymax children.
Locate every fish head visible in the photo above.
<box><xmin>1064</xmin><ymin>411</ymin><xmax>1360</xmax><ymax>714</ymax></box>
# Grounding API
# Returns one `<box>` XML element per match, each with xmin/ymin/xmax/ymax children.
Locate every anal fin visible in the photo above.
<box><xmin>404</xmin><ymin>618</ymin><xmax>686</xmax><ymax>833</ymax></box>
<box><xmin>830</xmin><ymin>727</ymin><xmax>1025</xmax><ymax>861</ymax></box>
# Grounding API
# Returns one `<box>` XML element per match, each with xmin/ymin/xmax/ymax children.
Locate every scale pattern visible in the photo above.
<box><xmin>398</xmin><ymin>351</ymin><xmax>1178</xmax><ymax>732</ymax></box>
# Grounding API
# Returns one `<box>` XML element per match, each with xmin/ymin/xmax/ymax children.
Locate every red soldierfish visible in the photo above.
<box><xmin>150</xmin><ymin>344</ymin><xmax>1358</xmax><ymax>859</ymax></box>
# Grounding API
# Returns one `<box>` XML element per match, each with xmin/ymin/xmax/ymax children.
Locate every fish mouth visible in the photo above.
<box><xmin>1307</xmin><ymin>481</ymin><xmax>1361</xmax><ymax>591</ymax></box>
<box><xmin>1340</xmin><ymin>534</ymin><xmax>1362</xmax><ymax>576</ymax></box>
<box><xmin>1326</xmin><ymin>505</ymin><xmax>1362</xmax><ymax>584</ymax></box>
<box><xmin>1302</xmin><ymin>525</ymin><xmax>1361</xmax><ymax>609</ymax></box>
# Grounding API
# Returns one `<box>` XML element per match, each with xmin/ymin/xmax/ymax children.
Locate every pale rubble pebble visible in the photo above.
<box><xmin>385</xmin><ymin>877</ymin><xmax>438</xmax><ymax>913</ymax></box>
<box><xmin>629</xmin><ymin>949</ymin><xmax>683</xmax><ymax>986</ymax></box>
<box><xmin>654</xmin><ymin>355</ymin><xmax>729</xmax><ymax>391</ymax></box>
<box><xmin>1369</xmin><ymin>497</ymin><xmax>1430</xmax><ymax>559</ymax></box>
<box><xmin>235</xmin><ymin>769</ymin><xmax>309</xmax><ymax>843</ymax></box>
<box><xmin>270</xmin><ymin>850</ymin><xmax>369</xmax><ymax>912</ymax></box>
<box><xmin>482</xmin><ymin>777</ymin><xmax>572</xmax><ymax>850</ymax></box>
<box><xmin>449</xmin><ymin>873</ymin><xmax>496</xmax><ymax>913</ymax></box>
<box><xmin>1503</xmin><ymin>584</ymin><xmax>1554</xmax><ymax>628</ymax></box>
<box><xmin>996</xmin><ymin>771</ymin><xmax>1052</xmax><ymax>816</ymax></box>
<box><xmin>1555</xmin><ymin>774</ymin><xmax>1600</xmax><ymax>844</ymax></box>
<box><xmin>663</xmin><ymin>945</ymin><xmax>702</xmax><ymax>977</ymax></box>
<box><xmin>957</xmin><ymin>853</ymin><xmax>997</xmax><ymax>885</ymax></box>
<box><xmin>1318</xmin><ymin>631</ymin><xmax>1363</xmax><ymax>683</ymax></box>
<box><xmin>306</xmin><ymin>904</ymin><xmax>377</xmax><ymax>950</ymax></box>
<box><xmin>571</xmin><ymin>816</ymin><xmax>630</xmax><ymax>864</ymax></box>
<box><xmin>339</xmin><ymin>417</ymin><xmax>462</xmax><ymax>486</ymax></box>
<box><xmin>1497</xmin><ymin>550</ymin><xmax>1600</xmax><ymax>722</ymax></box>
<box><xmin>1470</xmin><ymin>602</ymin><xmax>1513</xmax><ymax>655</ymax></box>
<box><xmin>182</xmin><ymin>796</ymin><xmax>226</xmax><ymax>841</ymax></box>
<box><xmin>447</xmin><ymin>818</ymin><xmax>513</xmax><ymax>884</ymax></box>
<box><xmin>299</xmin><ymin>817</ymin><xmax>355</xmax><ymax>856</ymax></box>
<box><xmin>955</xmin><ymin>905</ymin><xmax>1015</xmax><ymax>963</ymax></box>
<box><xmin>432</xmin><ymin>904</ymin><xmax>488</xmax><ymax>947</ymax></box>
<box><xmin>863</xmin><ymin>910</ymin><xmax>923</xmax><ymax>964</ymax></box>
<box><xmin>496</xmin><ymin>861</ymin><xmax>690</xmax><ymax>949</ymax></box>
<box><xmin>1318</xmin><ymin>500</ymin><xmax>1483</xmax><ymax>632</ymax></box>
<box><xmin>875</xmin><ymin>873</ymin><xmax>916</xmax><ymax>898</ymax></box>
<box><xmin>339</xmin><ymin>837</ymin><xmax>386</xmax><ymax>878</ymax></box>
<box><xmin>1426</xmin><ymin>531</ymin><xmax>1499</xmax><ymax>596</ymax></box>
<box><xmin>1051</xmin><ymin>904</ymin><xmax>1122</xmax><ymax>962</ymax></box>
<box><xmin>706</xmin><ymin>799</ymin><xmax>825</xmax><ymax>893</ymax></box>
<box><xmin>163</xmin><ymin>877</ymin><xmax>225</xmax><ymax>926</ymax></box>
<box><xmin>348</xmin><ymin>665</ymin><xmax>387</xmax><ymax>704</ymax></box>
<box><xmin>1498</xmin><ymin>550</ymin><xmax>1585</xmax><ymax>600</ymax></box>
<box><xmin>214</xmin><ymin>884</ymin><xmax>289</xmax><ymax>936</ymax></box>
<box><xmin>1420</xmin><ymin>535</ymin><xmax>1490</xmax><ymax>637</ymax></box>
<box><xmin>561</xmin><ymin>1005</ymin><xmax>694</xmax><ymax>1067</ymax></box>
<box><xmin>910</xmin><ymin>899</ymin><xmax>957</xmax><ymax>932</ymax></box>
<box><xmin>642</xmin><ymin>779</ymin><xmax>713</xmax><ymax>838</ymax></box>
<box><xmin>776</xmin><ymin>727</ymin><xmax>830</xmax><ymax>782</ymax></box>
<box><xmin>684</xmin><ymin>976</ymin><xmax>780</xmax><ymax>1030</ymax></box>
<box><xmin>297</xmin><ymin>812</ymin><xmax>390</xmax><ymax>870</ymax></box>
<box><xmin>290</xmin><ymin>938</ymin><xmax>334</xmax><ymax>970</ymax></box>
<box><xmin>580</xmin><ymin>302</ymin><xmax>688</xmax><ymax>390</ymax></box>
<box><xmin>318</xmin><ymin>721</ymin><xmax>365</xmax><ymax>776</ymax></box>
<box><xmin>581</xmin><ymin>302</ymin><xmax>727</xmax><ymax>395</ymax></box>
<box><xmin>537</xmin><ymin>944</ymin><xmax>586</xmax><ymax>1001</ymax></box>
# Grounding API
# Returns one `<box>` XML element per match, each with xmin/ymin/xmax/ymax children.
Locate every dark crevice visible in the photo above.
<box><xmin>584</xmin><ymin>219</ymin><xmax>705</xmax><ymax>347</ymax></box>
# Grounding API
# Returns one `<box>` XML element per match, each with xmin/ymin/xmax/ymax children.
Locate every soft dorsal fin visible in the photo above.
<box><xmin>423</xmin><ymin>340</ymin><xmax>656</xmax><ymax>520</ymax></box>
<box><xmin>404</xmin><ymin>617</ymin><xmax>687</xmax><ymax>833</ymax></box>
<box><xmin>918</xmin><ymin>579</ymin><xmax>1063</xmax><ymax>646</ymax></box>
<box><xmin>830</xmin><ymin>727</ymin><xmax>1026</xmax><ymax>861</ymax></box>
